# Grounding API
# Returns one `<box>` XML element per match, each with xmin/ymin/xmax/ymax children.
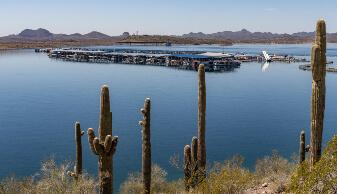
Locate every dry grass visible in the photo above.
<box><xmin>0</xmin><ymin>152</ymin><xmax>300</xmax><ymax>194</ymax></box>
<box><xmin>0</xmin><ymin>159</ymin><xmax>97</xmax><ymax>194</ymax></box>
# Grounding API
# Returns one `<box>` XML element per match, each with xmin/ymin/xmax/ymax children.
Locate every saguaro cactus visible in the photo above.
<box><xmin>197</xmin><ymin>64</ymin><xmax>206</xmax><ymax>176</ymax></box>
<box><xmin>67</xmin><ymin>122</ymin><xmax>85</xmax><ymax>179</ymax></box>
<box><xmin>87</xmin><ymin>85</ymin><xmax>118</xmax><ymax>194</ymax></box>
<box><xmin>191</xmin><ymin>136</ymin><xmax>198</xmax><ymax>168</ymax></box>
<box><xmin>184</xmin><ymin>145</ymin><xmax>192</xmax><ymax>191</ymax></box>
<box><xmin>139</xmin><ymin>98</ymin><xmax>151</xmax><ymax>194</ymax></box>
<box><xmin>299</xmin><ymin>130</ymin><xmax>306</xmax><ymax>163</ymax></box>
<box><xmin>190</xmin><ymin>136</ymin><xmax>198</xmax><ymax>188</ymax></box>
<box><xmin>310</xmin><ymin>19</ymin><xmax>326</xmax><ymax>166</ymax></box>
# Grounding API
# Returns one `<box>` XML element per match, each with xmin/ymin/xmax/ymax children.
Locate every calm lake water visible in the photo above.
<box><xmin>0</xmin><ymin>44</ymin><xmax>337</xmax><ymax>191</ymax></box>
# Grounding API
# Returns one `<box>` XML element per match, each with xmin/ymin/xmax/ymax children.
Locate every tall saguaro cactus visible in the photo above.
<box><xmin>87</xmin><ymin>85</ymin><xmax>118</xmax><ymax>194</ymax></box>
<box><xmin>139</xmin><ymin>98</ymin><xmax>151</xmax><ymax>194</ymax></box>
<box><xmin>68</xmin><ymin>122</ymin><xmax>85</xmax><ymax>179</ymax></box>
<box><xmin>197</xmin><ymin>64</ymin><xmax>206</xmax><ymax>176</ymax></box>
<box><xmin>310</xmin><ymin>19</ymin><xmax>326</xmax><ymax>166</ymax></box>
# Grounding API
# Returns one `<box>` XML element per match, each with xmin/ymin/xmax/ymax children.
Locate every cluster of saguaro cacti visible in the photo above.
<box><xmin>309</xmin><ymin>19</ymin><xmax>327</xmax><ymax>166</ymax></box>
<box><xmin>87</xmin><ymin>85</ymin><xmax>119</xmax><ymax>194</ymax></box>
<box><xmin>184</xmin><ymin>64</ymin><xmax>206</xmax><ymax>190</ymax></box>
<box><xmin>67</xmin><ymin>122</ymin><xmax>85</xmax><ymax>179</ymax></box>
<box><xmin>139</xmin><ymin>98</ymin><xmax>151</xmax><ymax>194</ymax></box>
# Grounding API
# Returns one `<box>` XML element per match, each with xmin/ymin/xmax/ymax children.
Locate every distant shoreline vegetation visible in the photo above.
<box><xmin>0</xmin><ymin>38</ymin><xmax>330</xmax><ymax>51</ymax></box>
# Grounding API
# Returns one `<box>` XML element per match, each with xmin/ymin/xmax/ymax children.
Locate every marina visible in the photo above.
<box><xmin>43</xmin><ymin>48</ymin><xmax>308</xmax><ymax>72</ymax></box>
<box><xmin>47</xmin><ymin>48</ymin><xmax>242</xmax><ymax>72</ymax></box>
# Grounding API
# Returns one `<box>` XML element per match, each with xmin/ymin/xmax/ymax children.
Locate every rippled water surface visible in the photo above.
<box><xmin>0</xmin><ymin>44</ymin><xmax>337</xmax><ymax>191</ymax></box>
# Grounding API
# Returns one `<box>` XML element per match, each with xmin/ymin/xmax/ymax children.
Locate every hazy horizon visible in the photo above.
<box><xmin>1</xmin><ymin>0</ymin><xmax>336</xmax><ymax>36</ymax></box>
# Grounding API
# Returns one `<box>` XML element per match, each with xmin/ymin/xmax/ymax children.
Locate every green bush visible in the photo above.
<box><xmin>121</xmin><ymin>153</ymin><xmax>295</xmax><ymax>193</ymax></box>
<box><xmin>119</xmin><ymin>164</ymin><xmax>184</xmax><ymax>194</ymax></box>
<box><xmin>289</xmin><ymin>135</ymin><xmax>337</xmax><ymax>194</ymax></box>
<box><xmin>196</xmin><ymin>155</ymin><xmax>256</xmax><ymax>194</ymax></box>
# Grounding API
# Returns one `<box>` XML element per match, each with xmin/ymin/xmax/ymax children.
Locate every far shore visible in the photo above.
<box><xmin>1</xmin><ymin>40</ymin><xmax>336</xmax><ymax>51</ymax></box>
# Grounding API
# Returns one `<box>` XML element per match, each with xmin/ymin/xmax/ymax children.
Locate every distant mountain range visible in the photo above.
<box><xmin>0</xmin><ymin>28</ymin><xmax>118</xmax><ymax>41</ymax></box>
<box><xmin>3</xmin><ymin>28</ymin><xmax>337</xmax><ymax>43</ymax></box>
<box><xmin>182</xmin><ymin>29</ymin><xmax>337</xmax><ymax>43</ymax></box>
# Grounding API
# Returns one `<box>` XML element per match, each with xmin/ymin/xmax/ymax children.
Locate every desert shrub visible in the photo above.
<box><xmin>289</xmin><ymin>135</ymin><xmax>337</xmax><ymax>194</ymax></box>
<box><xmin>0</xmin><ymin>159</ymin><xmax>97</xmax><ymax>194</ymax></box>
<box><xmin>119</xmin><ymin>164</ymin><xmax>184</xmax><ymax>194</ymax></box>
<box><xmin>256</xmin><ymin>150</ymin><xmax>295</xmax><ymax>182</ymax></box>
<box><xmin>255</xmin><ymin>150</ymin><xmax>295</xmax><ymax>193</ymax></box>
<box><xmin>0</xmin><ymin>176</ymin><xmax>36</xmax><ymax>194</ymax></box>
<box><xmin>196</xmin><ymin>155</ymin><xmax>256</xmax><ymax>194</ymax></box>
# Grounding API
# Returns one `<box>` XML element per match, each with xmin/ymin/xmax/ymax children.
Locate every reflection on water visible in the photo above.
<box><xmin>261</xmin><ymin>62</ymin><xmax>270</xmax><ymax>72</ymax></box>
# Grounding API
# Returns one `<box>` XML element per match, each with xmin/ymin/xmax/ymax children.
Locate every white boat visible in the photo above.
<box><xmin>262</xmin><ymin>51</ymin><xmax>272</xmax><ymax>62</ymax></box>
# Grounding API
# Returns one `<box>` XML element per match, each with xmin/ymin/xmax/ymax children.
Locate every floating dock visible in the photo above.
<box><xmin>48</xmin><ymin>48</ymin><xmax>241</xmax><ymax>72</ymax></box>
<box><xmin>299</xmin><ymin>62</ymin><xmax>336</xmax><ymax>73</ymax></box>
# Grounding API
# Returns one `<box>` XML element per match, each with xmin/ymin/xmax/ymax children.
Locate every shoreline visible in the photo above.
<box><xmin>2</xmin><ymin>42</ymin><xmax>337</xmax><ymax>51</ymax></box>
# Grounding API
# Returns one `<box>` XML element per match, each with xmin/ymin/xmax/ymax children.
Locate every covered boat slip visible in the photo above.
<box><xmin>48</xmin><ymin>48</ymin><xmax>241</xmax><ymax>72</ymax></box>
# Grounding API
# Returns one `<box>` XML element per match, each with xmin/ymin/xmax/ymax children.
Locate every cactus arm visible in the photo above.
<box><xmin>104</xmin><ymin>135</ymin><xmax>113</xmax><ymax>153</ymax></box>
<box><xmin>88</xmin><ymin>128</ymin><xmax>98</xmax><ymax>155</ymax></box>
<box><xmin>109</xmin><ymin>136</ymin><xmax>118</xmax><ymax>155</ymax></box>
<box><xmin>93</xmin><ymin>138</ymin><xmax>104</xmax><ymax>155</ymax></box>
<box><xmin>191</xmin><ymin>136</ymin><xmax>198</xmax><ymax>164</ymax></box>
<box><xmin>311</xmin><ymin>45</ymin><xmax>322</xmax><ymax>81</ymax></box>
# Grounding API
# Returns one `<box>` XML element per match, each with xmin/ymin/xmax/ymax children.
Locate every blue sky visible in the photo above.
<box><xmin>1</xmin><ymin>0</ymin><xmax>336</xmax><ymax>36</ymax></box>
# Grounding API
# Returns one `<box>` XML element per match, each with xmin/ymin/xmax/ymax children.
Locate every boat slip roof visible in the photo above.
<box><xmin>200</xmin><ymin>52</ymin><xmax>233</xmax><ymax>57</ymax></box>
